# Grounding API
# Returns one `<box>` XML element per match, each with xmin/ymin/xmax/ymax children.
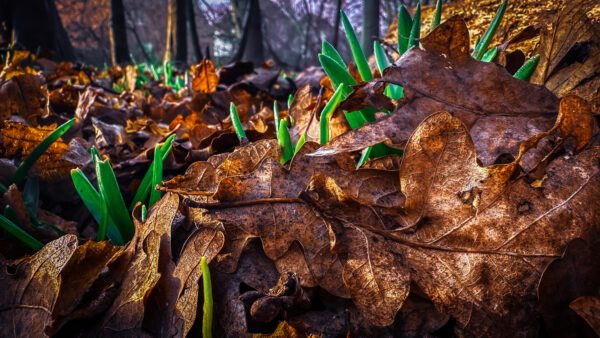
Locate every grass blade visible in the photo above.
<box><xmin>273</xmin><ymin>101</ymin><xmax>281</xmax><ymax>135</ymax></box>
<box><xmin>278</xmin><ymin>119</ymin><xmax>294</xmax><ymax>164</ymax></box>
<box><xmin>397</xmin><ymin>5</ymin><xmax>413</xmax><ymax>55</ymax></box>
<box><xmin>472</xmin><ymin>0</ymin><xmax>508</xmax><ymax>60</ymax></box>
<box><xmin>513</xmin><ymin>54</ymin><xmax>540</xmax><ymax>81</ymax></box>
<box><xmin>71</xmin><ymin>168</ymin><xmax>124</xmax><ymax>244</ymax></box>
<box><xmin>481</xmin><ymin>46</ymin><xmax>499</xmax><ymax>62</ymax></box>
<box><xmin>294</xmin><ymin>132</ymin><xmax>307</xmax><ymax>154</ymax></box>
<box><xmin>96</xmin><ymin>158</ymin><xmax>134</xmax><ymax>243</ymax></box>
<box><xmin>0</xmin><ymin>214</ymin><xmax>43</xmax><ymax>251</ymax></box>
<box><xmin>8</xmin><ymin>118</ymin><xmax>75</xmax><ymax>186</ymax></box>
<box><xmin>320</xmin><ymin>83</ymin><xmax>346</xmax><ymax>145</ymax></box>
<box><xmin>431</xmin><ymin>0</ymin><xmax>442</xmax><ymax>30</ymax></box>
<box><xmin>408</xmin><ymin>2</ymin><xmax>421</xmax><ymax>50</ymax></box>
<box><xmin>318</xmin><ymin>53</ymin><xmax>356</xmax><ymax>92</ymax></box>
<box><xmin>373</xmin><ymin>41</ymin><xmax>404</xmax><ymax>100</ymax></box>
<box><xmin>229</xmin><ymin>103</ymin><xmax>247</xmax><ymax>143</ymax></box>
<box><xmin>129</xmin><ymin>135</ymin><xmax>175</xmax><ymax>211</ymax></box>
<box><xmin>340</xmin><ymin>10</ymin><xmax>373</xmax><ymax>81</ymax></box>
<box><xmin>149</xmin><ymin>143</ymin><xmax>163</xmax><ymax>207</ymax></box>
<box><xmin>322</xmin><ymin>40</ymin><xmax>346</xmax><ymax>68</ymax></box>
<box><xmin>201</xmin><ymin>257</ymin><xmax>213</xmax><ymax>338</ymax></box>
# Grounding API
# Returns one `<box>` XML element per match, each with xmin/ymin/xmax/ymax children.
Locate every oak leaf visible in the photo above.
<box><xmin>191</xmin><ymin>60</ymin><xmax>219</xmax><ymax>94</ymax></box>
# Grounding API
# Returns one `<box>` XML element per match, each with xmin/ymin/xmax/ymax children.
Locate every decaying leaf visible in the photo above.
<box><xmin>538</xmin><ymin>239</ymin><xmax>600</xmax><ymax>337</ymax></box>
<box><xmin>312</xmin><ymin>17</ymin><xmax>559</xmax><ymax>168</ymax></box>
<box><xmin>532</xmin><ymin>0</ymin><xmax>600</xmax><ymax>110</ymax></box>
<box><xmin>0</xmin><ymin>121</ymin><xmax>75</xmax><ymax>181</ymax></box>
<box><xmin>0</xmin><ymin>235</ymin><xmax>78</xmax><ymax>337</ymax></box>
<box><xmin>99</xmin><ymin>193</ymin><xmax>179</xmax><ymax>335</ymax></box>
<box><xmin>171</xmin><ymin>104</ymin><xmax>599</xmax><ymax>335</ymax></box>
<box><xmin>192</xmin><ymin>60</ymin><xmax>220</xmax><ymax>94</ymax></box>
<box><xmin>0</xmin><ymin>74</ymin><xmax>49</xmax><ymax>125</ymax></box>
<box><xmin>570</xmin><ymin>296</ymin><xmax>600</xmax><ymax>336</ymax></box>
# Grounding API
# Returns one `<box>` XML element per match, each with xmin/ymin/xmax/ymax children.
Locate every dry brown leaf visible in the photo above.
<box><xmin>99</xmin><ymin>193</ymin><xmax>179</xmax><ymax>335</ymax></box>
<box><xmin>174</xmin><ymin>107</ymin><xmax>600</xmax><ymax>335</ymax></box>
<box><xmin>537</xmin><ymin>239</ymin><xmax>600</xmax><ymax>337</ymax></box>
<box><xmin>170</xmin><ymin>228</ymin><xmax>225</xmax><ymax>337</ymax></box>
<box><xmin>191</xmin><ymin>60</ymin><xmax>220</xmax><ymax>94</ymax></box>
<box><xmin>52</xmin><ymin>240</ymin><xmax>122</xmax><ymax>331</ymax></box>
<box><xmin>0</xmin><ymin>235</ymin><xmax>78</xmax><ymax>337</ymax></box>
<box><xmin>0</xmin><ymin>74</ymin><xmax>49</xmax><ymax>125</ymax></box>
<box><xmin>312</xmin><ymin>17</ymin><xmax>559</xmax><ymax>167</ymax></box>
<box><xmin>570</xmin><ymin>296</ymin><xmax>600</xmax><ymax>336</ymax></box>
<box><xmin>532</xmin><ymin>0</ymin><xmax>600</xmax><ymax>111</ymax></box>
<box><xmin>0</xmin><ymin>121</ymin><xmax>75</xmax><ymax>181</ymax></box>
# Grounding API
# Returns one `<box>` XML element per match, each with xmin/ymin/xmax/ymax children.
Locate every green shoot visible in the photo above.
<box><xmin>373</xmin><ymin>41</ymin><xmax>404</xmax><ymax>100</ymax></box>
<box><xmin>472</xmin><ymin>0</ymin><xmax>508</xmax><ymax>60</ymax></box>
<box><xmin>149</xmin><ymin>143</ymin><xmax>163</xmax><ymax>207</ymax></box>
<box><xmin>294</xmin><ymin>132</ymin><xmax>307</xmax><ymax>154</ymax></box>
<box><xmin>322</xmin><ymin>40</ymin><xmax>346</xmax><ymax>68</ymax></box>
<box><xmin>356</xmin><ymin>146</ymin><xmax>373</xmax><ymax>170</ymax></box>
<box><xmin>141</xmin><ymin>204</ymin><xmax>147</xmax><ymax>223</ymax></box>
<box><xmin>318</xmin><ymin>54</ymin><xmax>356</xmax><ymax>93</ymax></box>
<box><xmin>201</xmin><ymin>257</ymin><xmax>213</xmax><ymax>338</ymax></box>
<box><xmin>273</xmin><ymin>101</ymin><xmax>281</xmax><ymax>135</ymax></box>
<box><xmin>397</xmin><ymin>6</ymin><xmax>413</xmax><ymax>55</ymax></box>
<box><xmin>129</xmin><ymin>135</ymin><xmax>175</xmax><ymax>211</ymax></box>
<box><xmin>340</xmin><ymin>10</ymin><xmax>373</xmax><ymax>81</ymax></box>
<box><xmin>229</xmin><ymin>103</ymin><xmax>247</xmax><ymax>143</ymax></box>
<box><xmin>287</xmin><ymin>94</ymin><xmax>294</xmax><ymax>108</ymax></box>
<box><xmin>431</xmin><ymin>0</ymin><xmax>443</xmax><ymax>30</ymax></box>
<box><xmin>7</xmin><ymin>118</ymin><xmax>75</xmax><ymax>188</ymax></box>
<box><xmin>0</xmin><ymin>213</ymin><xmax>43</xmax><ymax>250</ymax></box>
<box><xmin>481</xmin><ymin>46</ymin><xmax>499</xmax><ymax>62</ymax></box>
<box><xmin>513</xmin><ymin>54</ymin><xmax>540</xmax><ymax>81</ymax></box>
<box><xmin>71</xmin><ymin>169</ymin><xmax>124</xmax><ymax>244</ymax></box>
<box><xmin>278</xmin><ymin>119</ymin><xmax>294</xmax><ymax>164</ymax></box>
<box><xmin>320</xmin><ymin>84</ymin><xmax>346</xmax><ymax>145</ymax></box>
<box><xmin>95</xmin><ymin>158</ymin><xmax>134</xmax><ymax>243</ymax></box>
<box><xmin>408</xmin><ymin>2</ymin><xmax>422</xmax><ymax>50</ymax></box>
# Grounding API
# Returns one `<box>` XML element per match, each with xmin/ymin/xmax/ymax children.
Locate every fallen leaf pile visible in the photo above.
<box><xmin>0</xmin><ymin>0</ymin><xmax>599</xmax><ymax>337</ymax></box>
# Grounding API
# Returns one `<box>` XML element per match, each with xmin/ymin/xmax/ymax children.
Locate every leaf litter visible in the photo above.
<box><xmin>0</xmin><ymin>1</ymin><xmax>599</xmax><ymax>337</ymax></box>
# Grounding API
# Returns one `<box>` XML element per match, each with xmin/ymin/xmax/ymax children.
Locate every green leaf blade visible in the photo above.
<box><xmin>340</xmin><ymin>10</ymin><xmax>373</xmax><ymax>81</ymax></box>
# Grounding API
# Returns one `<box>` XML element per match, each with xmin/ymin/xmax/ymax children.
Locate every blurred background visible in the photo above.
<box><xmin>0</xmin><ymin>0</ymin><xmax>442</xmax><ymax>69</ymax></box>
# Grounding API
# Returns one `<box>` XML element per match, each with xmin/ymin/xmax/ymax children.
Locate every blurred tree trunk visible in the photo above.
<box><xmin>232</xmin><ymin>0</ymin><xmax>264</xmax><ymax>65</ymax></box>
<box><xmin>174</xmin><ymin>0</ymin><xmax>187</xmax><ymax>62</ymax></box>
<box><xmin>164</xmin><ymin>0</ymin><xmax>174</xmax><ymax>62</ymax></box>
<box><xmin>362</xmin><ymin>0</ymin><xmax>379</xmax><ymax>56</ymax></box>
<box><xmin>109</xmin><ymin>0</ymin><xmax>130</xmax><ymax>65</ymax></box>
<box><xmin>187</xmin><ymin>0</ymin><xmax>203</xmax><ymax>62</ymax></box>
<box><xmin>332</xmin><ymin>0</ymin><xmax>343</xmax><ymax>48</ymax></box>
<box><xmin>2</xmin><ymin>0</ymin><xmax>74</xmax><ymax>61</ymax></box>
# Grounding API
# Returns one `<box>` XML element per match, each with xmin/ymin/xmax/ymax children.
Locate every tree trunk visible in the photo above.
<box><xmin>109</xmin><ymin>0</ymin><xmax>130</xmax><ymax>65</ymax></box>
<box><xmin>232</xmin><ymin>0</ymin><xmax>264</xmax><ymax>65</ymax></box>
<box><xmin>332</xmin><ymin>0</ymin><xmax>343</xmax><ymax>48</ymax></box>
<box><xmin>361</xmin><ymin>0</ymin><xmax>379</xmax><ymax>56</ymax></box>
<box><xmin>164</xmin><ymin>0</ymin><xmax>174</xmax><ymax>63</ymax></box>
<box><xmin>187</xmin><ymin>0</ymin><xmax>203</xmax><ymax>62</ymax></box>
<box><xmin>174</xmin><ymin>0</ymin><xmax>187</xmax><ymax>63</ymax></box>
<box><xmin>6</xmin><ymin>0</ymin><xmax>74</xmax><ymax>61</ymax></box>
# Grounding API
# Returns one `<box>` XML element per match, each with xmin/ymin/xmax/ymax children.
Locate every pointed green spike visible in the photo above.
<box><xmin>513</xmin><ymin>54</ymin><xmax>540</xmax><ymax>81</ymax></box>
<box><xmin>397</xmin><ymin>5</ymin><xmax>413</xmax><ymax>55</ymax></box>
<box><xmin>340</xmin><ymin>10</ymin><xmax>373</xmax><ymax>81</ymax></box>
<box><xmin>431</xmin><ymin>0</ymin><xmax>443</xmax><ymax>30</ymax></box>
<box><xmin>278</xmin><ymin>119</ymin><xmax>294</xmax><ymax>164</ymax></box>
<box><xmin>319</xmin><ymin>83</ymin><xmax>346</xmax><ymax>145</ymax></box>
<box><xmin>472</xmin><ymin>0</ymin><xmax>508</xmax><ymax>60</ymax></box>
<box><xmin>322</xmin><ymin>40</ymin><xmax>346</xmax><ymax>69</ymax></box>
<box><xmin>408</xmin><ymin>2</ymin><xmax>421</xmax><ymax>50</ymax></box>
<box><xmin>318</xmin><ymin>53</ymin><xmax>356</xmax><ymax>95</ymax></box>
<box><xmin>481</xmin><ymin>46</ymin><xmax>499</xmax><ymax>62</ymax></box>
<box><xmin>229</xmin><ymin>103</ymin><xmax>247</xmax><ymax>143</ymax></box>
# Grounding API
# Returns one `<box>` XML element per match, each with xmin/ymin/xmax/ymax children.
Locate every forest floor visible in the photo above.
<box><xmin>0</xmin><ymin>0</ymin><xmax>599</xmax><ymax>337</ymax></box>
